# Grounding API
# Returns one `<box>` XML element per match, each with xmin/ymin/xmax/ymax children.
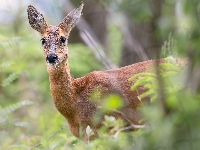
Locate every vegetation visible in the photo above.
<box><xmin>1</xmin><ymin>0</ymin><xmax>200</xmax><ymax>149</ymax></box>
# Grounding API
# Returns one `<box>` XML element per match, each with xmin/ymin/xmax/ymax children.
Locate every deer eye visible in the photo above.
<box><xmin>60</xmin><ymin>36</ymin><xmax>66</xmax><ymax>44</ymax></box>
<box><xmin>41</xmin><ymin>38</ymin><xmax>46</xmax><ymax>45</ymax></box>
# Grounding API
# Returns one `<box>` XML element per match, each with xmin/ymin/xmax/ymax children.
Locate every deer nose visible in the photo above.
<box><xmin>46</xmin><ymin>54</ymin><xmax>58</xmax><ymax>64</ymax></box>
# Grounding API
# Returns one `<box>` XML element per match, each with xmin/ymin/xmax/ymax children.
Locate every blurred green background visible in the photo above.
<box><xmin>1</xmin><ymin>0</ymin><xmax>200</xmax><ymax>149</ymax></box>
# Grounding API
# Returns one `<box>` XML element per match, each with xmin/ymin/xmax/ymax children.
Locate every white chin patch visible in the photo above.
<box><xmin>46</xmin><ymin>61</ymin><xmax>59</xmax><ymax>66</ymax></box>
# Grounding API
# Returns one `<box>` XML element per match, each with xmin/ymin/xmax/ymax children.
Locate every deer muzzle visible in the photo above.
<box><xmin>46</xmin><ymin>53</ymin><xmax>58</xmax><ymax>65</ymax></box>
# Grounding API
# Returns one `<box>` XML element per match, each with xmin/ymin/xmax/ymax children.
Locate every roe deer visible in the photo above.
<box><xmin>27</xmin><ymin>2</ymin><xmax>186</xmax><ymax>140</ymax></box>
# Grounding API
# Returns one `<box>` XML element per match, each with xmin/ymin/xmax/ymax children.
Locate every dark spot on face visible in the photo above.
<box><xmin>41</xmin><ymin>38</ymin><xmax>46</xmax><ymax>45</ymax></box>
<box><xmin>60</xmin><ymin>36</ymin><xmax>66</xmax><ymax>45</ymax></box>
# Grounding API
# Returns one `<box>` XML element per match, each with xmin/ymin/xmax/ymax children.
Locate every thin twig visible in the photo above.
<box><xmin>113</xmin><ymin>126</ymin><xmax>134</xmax><ymax>138</ymax></box>
<box><xmin>97</xmin><ymin>106</ymin><xmax>146</xmax><ymax>138</ymax></box>
<box><xmin>121</xmin><ymin>21</ymin><xmax>149</xmax><ymax>61</ymax></box>
<box><xmin>80</xmin><ymin>30</ymin><xmax>117</xmax><ymax>69</ymax></box>
<box><xmin>97</xmin><ymin>106</ymin><xmax>146</xmax><ymax>129</ymax></box>
<box><xmin>31</xmin><ymin>125</ymin><xmax>67</xmax><ymax>149</ymax></box>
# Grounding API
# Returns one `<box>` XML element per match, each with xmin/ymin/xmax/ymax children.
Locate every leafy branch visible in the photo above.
<box><xmin>129</xmin><ymin>57</ymin><xmax>186</xmax><ymax>103</ymax></box>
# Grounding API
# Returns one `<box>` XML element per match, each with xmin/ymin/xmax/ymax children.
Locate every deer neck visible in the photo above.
<box><xmin>47</xmin><ymin>60</ymin><xmax>76</xmax><ymax>117</ymax></box>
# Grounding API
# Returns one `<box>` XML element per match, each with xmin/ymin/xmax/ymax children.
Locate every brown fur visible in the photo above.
<box><xmin>27</xmin><ymin>2</ymin><xmax>186</xmax><ymax>140</ymax></box>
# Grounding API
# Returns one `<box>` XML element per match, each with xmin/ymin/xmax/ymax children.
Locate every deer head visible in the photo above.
<box><xmin>27</xmin><ymin>2</ymin><xmax>84</xmax><ymax>66</ymax></box>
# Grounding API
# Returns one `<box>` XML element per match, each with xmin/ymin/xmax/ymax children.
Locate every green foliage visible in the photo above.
<box><xmin>0</xmin><ymin>100</ymin><xmax>33</xmax><ymax>127</ymax></box>
<box><xmin>161</xmin><ymin>33</ymin><xmax>177</xmax><ymax>58</ymax></box>
<box><xmin>1</xmin><ymin>72</ymin><xmax>19</xmax><ymax>87</ymax></box>
<box><xmin>0</xmin><ymin>100</ymin><xmax>33</xmax><ymax>119</ymax></box>
<box><xmin>102</xmin><ymin>94</ymin><xmax>123</xmax><ymax>111</ymax></box>
<box><xmin>129</xmin><ymin>56</ymin><xmax>185</xmax><ymax>103</ymax></box>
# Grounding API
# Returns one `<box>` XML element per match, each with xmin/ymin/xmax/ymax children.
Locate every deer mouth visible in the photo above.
<box><xmin>46</xmin><ymin>53</ymin><xmax>59</xmax><ymax>66</ymax></box>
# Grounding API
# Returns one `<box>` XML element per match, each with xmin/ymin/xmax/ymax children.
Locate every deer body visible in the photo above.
<box><xmin>27</xmin><ymin>3</ymin><xmax>184</xmax><ymax>139</ymax></box>
<box><xmin>48</xmin><ymin>57</ymin><xmax>153</xmax><ymax>137</ymax></box>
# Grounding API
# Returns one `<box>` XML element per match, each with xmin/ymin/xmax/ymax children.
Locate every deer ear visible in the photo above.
<box><xmin>27</xmin><ymin>5</ymin><xmax>48</xmax><ymax>34</ymax></box>
<box><xmin>58</xmin><ymin>2</ymin><xmax>84</xmax><ymax>34</ymax></box>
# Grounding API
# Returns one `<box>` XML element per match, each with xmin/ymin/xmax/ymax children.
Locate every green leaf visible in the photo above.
<box><xmin>129</xmin><ymin>73</ymin><xmax>156</xmax><ymax>81</ymax></box>
<box><xmin>165</xmin><ymin>56</ymin><xmax>177</xmax><ymax>64</ymax></box>
<box><xmin>102</xmin><ymin>94</ymin><xmax>123</xmax><ymax>111</ymax></box>
<box><xmin>104</xmin><ymin>116</ymin><xmax>116</xmax><ymax>126</ymax></box>
<box><xmin>159</xmin><ymin>63</ymin><xmax>178</xmax><ymax>72</ymax></box>
<box><xmin>140</xmin><ymin>89</ymin><xmax>155</xmax><ymax>99</ymax></box>
<box><xmin>131</xmin><ymin>77</ymin><xmax>155</xmax><ymax>91</ymax></box>
<box><xmin>143</xmin><ymin>83</ymin><xmax>155</xmax><ymax>90</ymax></box>
<box><xmin>0</xmin><ymin>100</ymin><xmax>33</xmax><ymax>118</ymax></box>
<box><xmin>1</xmin><ymin>72</ymin><xmax>19</xmax><ymax>87</ymax></box>
<box><xmin>161</xmin><ymin>71</ymin><xmax>178</xmax><ymax>78</ymax></box>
